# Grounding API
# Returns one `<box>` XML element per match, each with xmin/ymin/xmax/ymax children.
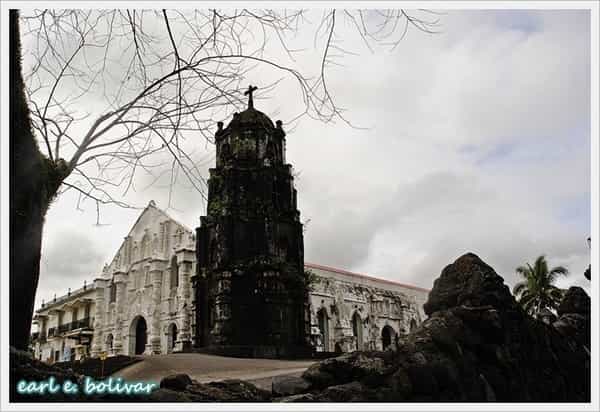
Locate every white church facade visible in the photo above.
<box><xmin>31</xmin><ymin>201</ymin><xmax>429</xmax><ymax>363</ymax></box>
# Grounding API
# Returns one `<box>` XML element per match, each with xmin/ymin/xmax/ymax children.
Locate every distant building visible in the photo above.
<box><xmin>31</xmin><ymin>284</ymin><xmax>95</xmax><ymax>363</ymax></box>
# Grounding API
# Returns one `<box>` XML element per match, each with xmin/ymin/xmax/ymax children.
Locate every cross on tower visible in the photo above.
<box><xmin>244</xmin><ymin>85</ymin><xmax>258</xmax><ymax>109</ymax></box>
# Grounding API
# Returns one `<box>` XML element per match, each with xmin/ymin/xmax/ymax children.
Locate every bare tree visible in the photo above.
<box><xmin>10</xmin><ymin>8</ymin><xmax>440</xmax><ymax>350</ymax></box>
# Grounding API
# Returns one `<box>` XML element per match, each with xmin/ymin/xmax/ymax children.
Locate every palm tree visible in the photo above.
<box><xmin>513</xmin><ymin>255</ymin><xmax>568</xmax><ymax>317</ymax></box>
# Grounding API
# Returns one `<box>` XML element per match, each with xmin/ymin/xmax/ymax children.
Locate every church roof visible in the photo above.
<box><xmin>226</xmin><ymin>107</ymin><xmax>275</xmax><ymax>131</ymax></box>
<box><xmin>102</xmin><ymin>200</ymin><xmax>194</xmax><ymax>274</ymax></box>
<box><xmin>126</xmin><ymin>199</ymin><xmax>193</xmax><ymax>236</ymax></box>
<box><xmin>305</xmin><ymin>262</ymin><xmax>430</xmax><ymax>293</ymax></box>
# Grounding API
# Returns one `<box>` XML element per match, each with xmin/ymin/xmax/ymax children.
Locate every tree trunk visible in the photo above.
<box><xmin>9</xmin><ymin>10</ymin><xmax>60</xmax><ymax>351</ymax></box>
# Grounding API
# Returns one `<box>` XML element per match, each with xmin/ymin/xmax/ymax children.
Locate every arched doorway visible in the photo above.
<box><xmin>167</xmin><ymin>323</ymin><xmax>178</xmax><ymax>353</ymax></box>
<box><xmin>317</xmin><ymin>308</ymin><xmax>329</xmax><ymax>352</ymax></box>
<box><xmin>352</xmin><ymin>312</ymin><xmax>363</xmax><ymax>351</ymax></box>
<box><xmin>382</xmin><ymin>325</ymin><xmax>395</xmax><ymax>350</ymax></box>
<box><xmin>410</xmin><ymin>319</ymin><xmax>418</xmax><ymax>332</ymax></box>
<box><xmin>130</xmin><ymin>316</ymin><xmax>148</xmax><ymax>355</ymax></box>
<box><xmin>105</xmin><ymin>334</ymin><xmax>113</xmax><ymax>353</ymax></box>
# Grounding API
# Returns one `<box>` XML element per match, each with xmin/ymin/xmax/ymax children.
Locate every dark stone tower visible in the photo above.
<box><xmin>194</xmin><ymin>86</ymin><xmax>310</xmax><ymax>358</ymax></box>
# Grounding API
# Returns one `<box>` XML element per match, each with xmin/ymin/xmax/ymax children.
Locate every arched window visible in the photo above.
<box><xmin>168</xmin><ymin>323</ymin><xmax>178</xmax><ymax>353</ymax></box>
<box><xmin>317</xmin><ymin>308</ymin><xmax>329</xmax><ymax>352</ymax></box>
<box><xmin>279</xmin><ymin>237</ymin><xmax>290</xmax><ymax>260</ymax></box>
<box><xmin>131</xmin><ymin>270</ymin><xmax>140</xmax><ymax>289</ymax></box>
<box><xmin>221</xmin><ymin>142</ymin><xmax>231</xmax><ymax>163</ymax></box>
<box><xmin>265</xmin><ymin>140</ymin><xmax>275</xmax><ymax>165</ymax></box>
<box><xmin>170</xmin><ymin>256</ymin><xmax>179</xmax><ymax>289</ymax></box>
<box><xmin>352</xmin><ymin>312</ymin><xmax>363</xmax><ymax>351</ymax></box>
<box><xmin>144</xmin><ymin>267</ymin><xmax>151</xmax><ymax>286</ymax></box>
<box><xmin>142</xmin><ymin>233</ymin><xmax>151</xmax><ymax>258</ymax></box>
<box><xmin>109</xmin><ymin>282</ymin><xmax>117</xmax><ymax>303</ymax></box>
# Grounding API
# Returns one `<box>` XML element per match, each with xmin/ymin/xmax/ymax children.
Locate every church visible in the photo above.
<box><xmin>30</xmin><ymin>88</ymin><xmax>429</xmax><ymax>362</ymax></box>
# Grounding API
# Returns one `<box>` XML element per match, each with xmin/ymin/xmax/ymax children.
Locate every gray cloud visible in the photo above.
<box><xmin>28</xmin><ymin>9</ymin><xmax>591</xmax><ymax>312</ymax></box>
<box><xmin>36</xmin><ymin>229</ymin><xmax>106</xmax><ymax>306</ymax></box>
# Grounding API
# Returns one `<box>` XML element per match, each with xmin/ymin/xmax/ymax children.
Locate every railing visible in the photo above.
<box><xmin>46</xmin><ymin>318</ymin><xmax>93</xmax><ymax>337</ymax></box>
<box><xmin>71</xmin><ymin>317</ymin><xmax>91</xmax><ymax>330</ymax></box>
<box><xmin>30</xmin><ymin>331</ymin><xmax>48</xmax><ymax>343</ymax></box>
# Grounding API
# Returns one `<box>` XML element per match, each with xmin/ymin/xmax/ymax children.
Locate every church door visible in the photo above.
<box><xmin>381</xmin><ymin>325</ymin><xmax>394</xmax><ymax>350</ymax></box>
<box><xmin>133</xmin><ymin>317</ymin><xmax>147</xmax><ymax>355</ymax></box>
<box><xmin>317</xmin><ymin>309</ymin><xmax>329</xmax><ymax>352</ymax></box>
<box><xmin>168</xmin><ymin>323</ymin><xmax>178</xmax><ymax>353</ymax></box>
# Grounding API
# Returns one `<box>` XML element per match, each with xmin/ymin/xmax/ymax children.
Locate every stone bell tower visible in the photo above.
<box><xmin>194</xmin><ymin>86</ymin><xmax>310</xmax><ymax>358</ymax></box>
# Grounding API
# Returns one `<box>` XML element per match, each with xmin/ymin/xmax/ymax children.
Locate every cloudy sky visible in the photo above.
<box><xmin>26</xmin><ymin>9</ymin><xmax>591</xmax><ymax>310</ymax></box>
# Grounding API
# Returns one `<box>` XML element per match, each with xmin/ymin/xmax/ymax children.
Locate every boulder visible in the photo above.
<box><xmin>302</xmin><ymin>350</ymin><xmax>393</xmax><ymax>389</ymax></box>
<box><xmin>557</xmin><ymin>286</ymin><xmax>590</xmax><ymax>316</ymax></box>
<box><xmin>317</xmin><ymin>381</ymin><xmax>367</xmax><ymax>402</ymax></box>
<box><xmin>553</xmin><ymin>286</ymin><xmax>591</xmax><ymax>349</ymax></box>
<box><xmin>160</xmin><ymin>374</ymin><xmax>193</xmax><ymax>391</ymax></box>
<box><xmin>180</xmin><ymin>379</ymin><xmax>271</xmax><ymax>402</ymax></box>
<box><xmin>271</xmin><ymin>375</ymin><xmax>311</xmax><ymax>396</ymax></box>
<box><xmin>206</xmin><ymin>379</ymin><xmax>271</xmax><ymax>401</ymax></box>
<box><xmin>553</xmin><ymin>314</ymin><xmax>590</xmax><ymax>349</ymax></box>
<box><xmin>423</xmin><ymin>253</ymin><xmax>515</xmax><ymax>316</ymax></box>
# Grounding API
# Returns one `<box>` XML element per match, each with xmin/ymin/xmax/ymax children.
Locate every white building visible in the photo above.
<box><xmin>31</xmin><ymin>201</ymin><xmax>429</xmax><ymax>362</ymax></box>
<box><xmin>32</xmin><ymin>284</ymin><xmax>95</xmax><ymax>363</ymax></box>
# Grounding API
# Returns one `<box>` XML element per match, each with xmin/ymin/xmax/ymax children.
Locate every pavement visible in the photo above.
<box><xmin>112</xmin><ymin>353</ymin><xmax>316</xmax><ymax>389</ymax></box>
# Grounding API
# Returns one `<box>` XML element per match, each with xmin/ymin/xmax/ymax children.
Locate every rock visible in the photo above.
<box><xmin>310</xmin><ymin>381</ymin><xmax>367</xmax><ymax>402</ymax></box>
<box><xmin>272</xmin><ymin>375</ymin><xmax>311</xmax><ymax>396</ymax></box>
<box><xmin>387</xmin><ymin>368</ymin><xmax>412</xmax><ymax>399</ymax></box>
<box><xmin>557</xmin><ymin>287</ymin><xmax>590</xmax><ymax>316</ymax></box>
<box><xmin>160</xmin><ymin>374</ymin><xmax>193</xmax><ymax>391</ymax></box>
<box><xmin>423</xmin><ymin>253</ymin><xmax>515</xmax><ymax>316</ymax></box>
<box><xmin>302</xmin><ymin>351</ymin><xmax>392</xmax><ymax>389</ymax></box>
<box><xmin>275</xmin><ymin>393</ymin><xmax>316</xmax><ymax>402</ymax></box>
<box><xmin>301</xmin><ymin>364</ymin><xmax>336</xmax><ymax>389</ymax></box>
<box><xmin>182</xmin><ymin>379</ymin><xmax>270</xmax><ymax>402</ymax></box>
<box><xmin>207</xmin><ymin>379</ymin><xmax>271</xmax><ymax>401</ymax></box>
<box><xmin>480</xmin><ymin>374</ymin><xmax>497</xmax><ymax>401</ymax></box>
<box><xmin>553</xmin><ymin>313</ymin><xmax>590</xmax><ymax>349</ymax></box>
<box><xmin>184</xmin><ymin>382</ymin><xmax>230</xmax><ymax>401</ymax></box>
<box><xmin>298</xmin><ymin>253</ymin><xmax>590</xmax><ymax>402</ymax></box>
<box><xmin>553</xmin><ymin>287</ymin><xmax>590</xmax><ymax>349</ymax></box>
<box><xmin>147</xmin><ymin>388</ymin><xmax>205</xmax><ymax>402</ymax></box>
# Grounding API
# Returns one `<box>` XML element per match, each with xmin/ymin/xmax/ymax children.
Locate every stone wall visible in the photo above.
<box><xmin>307</xmin><ymin>269</ymin><xmax>425</xmax><ymax>353</ymax></box>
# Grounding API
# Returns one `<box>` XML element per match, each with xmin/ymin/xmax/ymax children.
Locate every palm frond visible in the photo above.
<box><xmin>516</xmin><ymin>265</ymin><xmax>532</xmax><ymax>279</ymax></box>
<box><xmin>512</xmin><ymin>281</ymin><xmax>527</xmax><ymax>297</ymax></box>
